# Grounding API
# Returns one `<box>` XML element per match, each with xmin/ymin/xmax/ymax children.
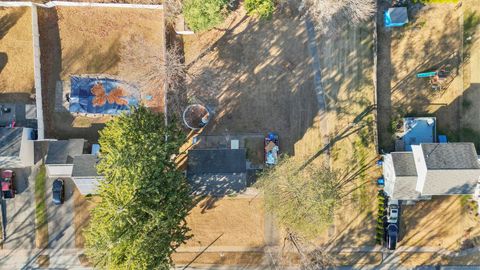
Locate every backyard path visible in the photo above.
<box><xmin>305</xmin><ymin>16</ymin><xmax>330</xmax><ymax>163</ymax></box>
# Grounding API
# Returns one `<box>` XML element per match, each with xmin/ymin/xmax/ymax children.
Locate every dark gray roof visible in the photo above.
<box><xmin>391</xmin><ymin>152</ymin><xmax>417</xmax><ymax>176</ymax></box>
<box><xmin>188</xmin><ymin>149</ymin><xmax>246</xmax><ymax>174</ymax></box>
<box><xmin>46</xmin><ymin>139</ymin><xmax>85</xmax><ymax>164</ymax></box>
<box><xmin>0</xmin><ymin>128</ymin><xmax>23</xmax><ymax>157</ymax></box>
<box><xmin>72</xmin><ymin>155</ymin><xmax>99</xmax><ymax>177</ymax></box>
<box><xmin>421</xmin><ymin>143</ymin><xmax>479</xmax><ymax>170</ymax></box>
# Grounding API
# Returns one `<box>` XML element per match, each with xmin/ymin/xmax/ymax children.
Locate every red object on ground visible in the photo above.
<box><xmin>1</xmin><ymin>170</ymin><xmax>13</xmax><ymax>178</ymax></box>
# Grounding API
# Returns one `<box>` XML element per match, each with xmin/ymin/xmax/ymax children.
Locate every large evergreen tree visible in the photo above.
<box><xmin>84</xmin><ymin>107</ymin><xmax>192</xmax><ymax>270</ymax></box>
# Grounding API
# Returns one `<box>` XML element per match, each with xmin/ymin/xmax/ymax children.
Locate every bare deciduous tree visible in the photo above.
<box><xmin>120</xmin><ymin>36</ymin><xmax>185</xmax><ymax>91</ymax></box>
<box><xmin>301</xmin><ymin>0</ymin><xmax>376</xmax><ymax>33</ymax></box>
<box><xmin>164</xmin><ymin>0</ymin><xmax>183</xmax><ymax>24</ymax></box>
<box><xmin>119</xmin><ymin>35</ymin><xmax>188</xmax><ymax>115</ymax></box>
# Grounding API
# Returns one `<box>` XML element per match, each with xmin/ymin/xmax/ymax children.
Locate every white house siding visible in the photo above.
<box><xmin>19</xmin><ymin>128</ymin><xmax>34</xmax><ymax>166</ymax></box>
<box><xmin>72</xmin><ymin>177</ymin><xmax>101</xmax><ymax>195</ymax></box>
<box><xmin>412</xmin><ymin>145</ymin><xmax>427</xmax><ymax>193</ymax></box>
<box><xmin>46</xmin><ymin>164</ymin><xmax>73</xmax><ymax>177</ymax></box>
<box><xmin>383</xmin><ymin>154</ymin><xmax>396</xmax><ymax>196</ymax></box>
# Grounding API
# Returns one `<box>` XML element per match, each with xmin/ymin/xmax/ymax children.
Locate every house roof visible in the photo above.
<box><xmin>390</xmin><ymin>176</ymin><xmax>421</xmax><ymax>200</ymax></box>
<box><xmin>421</xmin><ymin>143</ymin><xmax>480</xmax><ymax>170</ymax></box>
<box><xmin>72</xmin><ymin>154</ymin><xmax>99</xmax><ymax>177</ymax></box>
<box><xmin>188</xmin><ymin>149</ymin><xmax>247</xmax><ymax>174</ymax></box>
<box><xmin>391</xmin><ymin>152</ymin><xmax>417</xmax><ymax>176</ymax></box>
<box><xmin>46</xmin><ymin>139</ymin><xmax>85</xmax><ymax>164</ymax></box>
<box><xmin>0</xmin><ymin>128</ymin><xmax>23</xmax><ymax>158</ymax></box>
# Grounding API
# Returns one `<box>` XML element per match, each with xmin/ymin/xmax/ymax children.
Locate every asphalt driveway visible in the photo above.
<box><xmin>1</xmin><ymin>166</ymin><xmax>36</xmax><ymax>250</ymax></box>
<box><xmin>45</xmin><ymin>176</ymin><xmax>76</xmax><ymax>250</ymax></box>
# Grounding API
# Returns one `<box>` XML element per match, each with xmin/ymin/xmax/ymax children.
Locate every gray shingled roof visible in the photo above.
<box><xmin>391</xmin><ymin>152</ymin><xmax>417</xmax><ymax>176</ymax></box>
<box><xmin>421</xmin><ymin>143</ymin><xmax>480</xmax><ymax>170</ymax></box>
<box><xmin>0</xmin><ymin>128</ymin><xmax>23</xmax><ymax>158</ymax></box>
<box><xmin>188</xmin><ymin>149</ymin><xmax>246</xmax><ymax>174</ymax></box>
<box><xmin>390</xmin><ymin>176</ymin><xmax>421</xmax><ymax>200</ymax></box>
<box><xmin>72</xmin><ymin>155</ymin><xmax>99</xmax><ymax>177</ymax></box>
<box><xmin>46</xmin><ymin>139</ymin><xmax>85</xmax><ymax>164</ymax></box>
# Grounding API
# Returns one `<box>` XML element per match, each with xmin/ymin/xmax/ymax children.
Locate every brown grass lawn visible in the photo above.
<box><xmin>39</xmin><ymin>6</ymin><xmax>166</xmax><ymax>140</ymax></box>
<box><xmin>0</xmin><ymin>7</ymin><xmax>35</xmax><ymax>94</ymax></box>
<box><xmin>73</xmin><ymin>189</ymin><xmax>100</xmax><ymax>248</ymax></box>
<box><xmin>56</xmin><ymin>6</ymin><xmax>165</xmax><ymax>110</ymax></box>
<box><xmin>183</xmin><ymin>2</ymin><xmax>378</xmax><ymax>258</ymax></box>
<box><xmin>181</xmin><ymin>196</ymin><xmax>265</xmax><ymax>249</ymax></box>
<box><xmin>401</xmin><ymin>196</ymin><xmax>480</xmax><ymax>251</ymax></box>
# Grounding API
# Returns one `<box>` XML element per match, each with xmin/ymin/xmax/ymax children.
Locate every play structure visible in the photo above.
<box><xmin>416</xmin><ymin>65</ymin><xmax>450</xmax><ymax>90</ymax></box>
<box><xmin>264</xmin><ymin>132</ymin><xmax>279</xmax><ymax>166</ymax></box>
<box><xmin>183</xmin><ymin>104</ymin><xmax>211</xmax><ymax>130</ymax></box>
<box><xmin>384</xmin><ymin>7</ymin><xmax>408</xmax><ymax>27</ymax></box>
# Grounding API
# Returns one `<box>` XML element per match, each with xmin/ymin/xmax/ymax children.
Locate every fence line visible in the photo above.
<box><xmin>31</xmin><ymin>5</ymin><xmax>45</xmax><ymax>140</ymax></box>
<box><xmin>0</xmin><ymin>1</ymin><xmax>163</xmax><ymax>9</ymax></box>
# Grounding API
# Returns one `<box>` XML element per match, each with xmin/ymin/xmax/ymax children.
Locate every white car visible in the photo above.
<box><xmin>387</xmin><ymin>200</ymin><xmax>399</xmax><ymax>224</ymax></box>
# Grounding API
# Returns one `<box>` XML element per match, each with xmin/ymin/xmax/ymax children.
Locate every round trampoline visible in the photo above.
<box><xmin>182</xmin><ymin>104</ymin><xmax>211</xmax><ymax>130</ymax></box>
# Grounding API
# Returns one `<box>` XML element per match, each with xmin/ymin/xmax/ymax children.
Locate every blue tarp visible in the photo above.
<box><xmin>384</xmin><ymin>7</ymin><xmax>408</xmax><ymax>27</ymax></box>
<box><xmin>69</xmin><ymin>76</ymin><xmax>139</xmax><ymax>115</ymax></box>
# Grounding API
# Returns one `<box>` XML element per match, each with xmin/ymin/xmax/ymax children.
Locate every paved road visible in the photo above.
<box><xmin>2</xmin><ymin>166</ymin><xmax>36</xmax><ymax>250</ymax></box>
<box><xmin>45</xmin><ymin>176</ymin><xmax>76</xmax><ymax>251</ymax></box>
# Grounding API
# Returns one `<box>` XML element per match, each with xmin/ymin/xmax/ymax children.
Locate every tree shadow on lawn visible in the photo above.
<box><xmin>0</xmin><ymin>7</ymin><xmax>26</xmax><ymax>40</ymax></box>
<box><xmin>186</xmin><ymin>6</ymin><xmax>374</xmax><ymax>157</ymax></box>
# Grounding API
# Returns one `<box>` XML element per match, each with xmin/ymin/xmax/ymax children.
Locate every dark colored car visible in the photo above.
<box><xmin>387</xmin><ymin>224</ymin><xmax>398</xmax><ymax>250</ymax></box>
<box><xmin>52</xmin><ymin>179</ymin><xmax>65</xmax><ymax>205</ymax></box>
<box><xmin>1</xmin><ymin>170</ymin><xmax>15</xmax><ymax>199</ymax></box>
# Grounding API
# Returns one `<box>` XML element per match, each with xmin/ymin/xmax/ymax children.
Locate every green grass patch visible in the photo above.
<box><xmin>35</xmin><ymin>165</ymin><xmax>49</xmax><ymax>248</ymax></box>
<box><xmin>464</xmin><ymin>10</ymin><xmax>480</xmax><ymax>40</ymax></box>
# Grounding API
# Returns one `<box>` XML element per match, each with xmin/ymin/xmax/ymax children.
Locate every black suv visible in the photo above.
<box><xmin>387</xmin><ymin>224</ymin><xmax>398</xmax><ymax>250</ymax></box>
<box><xmin>52</xmin><ymin>179</ymin><xmax>65</xmax><ymax>205</ymax></box>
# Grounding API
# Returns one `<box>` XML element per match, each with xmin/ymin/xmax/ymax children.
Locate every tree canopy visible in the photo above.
<box><xmin>256</xmin><ymin>157</ymin><xmax>341</xmax><ymax>239</ymax></box>
<box><xmin>183</xmin><ymin>0</ymin><xmax>229</xmax><ymax>32</ymax></box>
<box><xmin>84</xmin><ymin>107</ymin><xmax>192</xmax><ymax>270</ymax></box>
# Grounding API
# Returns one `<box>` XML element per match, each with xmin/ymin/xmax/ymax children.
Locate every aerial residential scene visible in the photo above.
<box><xmin>0</xmin><ymin>0</ymin><xmax>479</xmax><ymax>269</ymax></box>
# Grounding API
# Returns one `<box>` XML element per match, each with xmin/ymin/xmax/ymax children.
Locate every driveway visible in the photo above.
<box><xmin>45</xmin><ymin>177</ymin><xmax>76</xmax><ymax>251</ymax></box>
<box><xmin>1</xmin><ymin>166</ymin><xmax>36</xmax><ymax>250</ymax></box>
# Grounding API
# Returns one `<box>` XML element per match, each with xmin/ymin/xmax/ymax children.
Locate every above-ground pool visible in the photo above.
<box><xmin>69</xmin><ymin>76</ymin><xmax>139</xmax><ymax>115</ymax></box>
<box><xmin>401</xmin><ymin>117</ymin><xmax>436</xmax><ymax>151</ymax></box>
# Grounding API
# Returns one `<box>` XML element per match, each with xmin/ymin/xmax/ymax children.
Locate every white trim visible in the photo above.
<box><xmin>31</xmin><ymin>5</ymin><xmax>45</xmax><ymax>140</ymax></box>
<box><xmin>0</xmin><ymin>1</ymin><xmax>163</xmax><ymax>9</ymax></box>
<box><xmin>0</xmin><ymin>2</ymin><xmax>33</xmax><ymax>7</ymax></box>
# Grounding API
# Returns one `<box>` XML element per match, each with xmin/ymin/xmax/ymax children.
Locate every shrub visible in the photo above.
<box><xmin>244</xmin><ymin>0</ymin><xmax>275</xmax><ymax>19</ymax></box>
<box><xmin>183</xmin><ymin>0</ymin><xmax>229</xmax><ymax>32</ymax></box>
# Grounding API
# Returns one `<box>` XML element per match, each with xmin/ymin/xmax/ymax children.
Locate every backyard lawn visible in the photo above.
<box><xmin>38</xmin><ymin>6</ymin><xmax>165</xmax><ymax>140</ymax></box>
<box><xmin>0</xmin><ymin>7</ymin><xmax>35</xmax><ymax>96</ymax></box>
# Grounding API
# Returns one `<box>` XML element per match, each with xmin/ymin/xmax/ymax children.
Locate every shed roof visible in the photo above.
<box><xmin>188</xmin><ymin>149</ymin><xmax>247</xmax><ymax>174</ymax></box>
<box><xmin>0</xmin><ymin>128</ymin><xmax>23</xmax><ymax>158</ymax></box>
<box><xmin>72</xmin><ymin>154</ymin><xmax>99</xmax><ymax>177</ymax></box>
<box><xmin>46</xmin><ymin>139</ymin><xmax>84</xmax><ymax>164</ymax></box>
<box><xmin>421</xmin><ymin>143</ymin><xmax>480</xmax><ymax>170</ymax></box>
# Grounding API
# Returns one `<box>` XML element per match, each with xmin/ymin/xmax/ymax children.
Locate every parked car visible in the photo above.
<box><xmin>387</xmin><ymin>224</ymin><xmax>398</xmax><ymax>250</ymax></box>
<box><xmin>52</xmin><ymin>178</ymin><xmax>65</xmax><ymax>205</ymax></box>
<box><xmin>387</xmin><ymin>200</ymin><xmax>399</xmax><ymax>223</ymax></box>
<box><xmin>1</xmin><ymin>170</ymin><xmax>15</xmax><ymax>199</ymax></box>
